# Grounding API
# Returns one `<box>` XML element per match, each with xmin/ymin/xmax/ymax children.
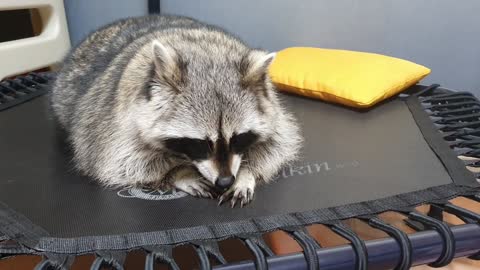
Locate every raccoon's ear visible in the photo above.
<box><xmin>239</xmin><ymin>50</ymin><xmax>276</xmax><ymax>89</ymax></box>
<box><xmin>151</xmin><ymin>40</ymin><xmax>186</xmax><ymax>90</ymax></box>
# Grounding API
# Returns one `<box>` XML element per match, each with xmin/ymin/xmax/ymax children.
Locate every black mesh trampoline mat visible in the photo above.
<box><xmin>0</xmin><ymin>76</ymin><xmax>479</xmax><ymax>268</ymax></box>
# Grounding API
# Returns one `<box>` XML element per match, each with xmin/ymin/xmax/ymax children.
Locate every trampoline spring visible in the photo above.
<box><xmin>329</xmin><ymin>223</ymin><xmax>368</xmax><ymax>270</ymax></box>
<box><xmin>367</xmin><ymin>217</ymin><xmax>413</xmax><ymax>270</ymax></box>
<box><xmin>407</xmin><ymin>212</ymin><xmax>456</xmax><ymax>268</ymax></box>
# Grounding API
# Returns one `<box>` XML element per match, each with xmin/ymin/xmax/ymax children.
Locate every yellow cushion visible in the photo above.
<box><xmin>269</xmin><ymin>47</ymin><xmax>431</xmax><ymax>108</ymax></box>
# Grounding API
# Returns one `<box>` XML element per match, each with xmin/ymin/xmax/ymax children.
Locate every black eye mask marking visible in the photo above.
<box><xmin>230</xmin><ymin>131</ymin><xmax>259</xmax><ymax>153</ymax></box>
<box><xmin>163</xmin><ymin>138</ymin><xmax>212</xmax><ymax>160</ymax></box>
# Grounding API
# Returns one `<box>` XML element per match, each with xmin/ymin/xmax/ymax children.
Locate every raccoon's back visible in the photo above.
<box><xmin>50</xmin><ymin>15</ymin><xmax>205</xmax><ymax>129</ymax></box>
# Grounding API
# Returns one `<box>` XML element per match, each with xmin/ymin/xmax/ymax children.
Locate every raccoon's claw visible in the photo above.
<box><xmin>217</xmin><ymin>170</ymin><xmax>256</xmax><ymax>207</ymax></box>
<box><xmin>218</xmin><ymin>190</ymin><xmax>232</xmax><ymax>206</ymax></box>
<box><xmin>218</xmin><ymin>186</ymin><xmax>254</xmax><ymax>208</ymax></box>
<box><xmin>191</xmin><ymin>187</ymin><xmax>212</xmax><ymax>198</ymax></box>
<box><xmin>233</xmin><ymin>187</ymin><xmax>254</xmax><ymax>207</ymax></box>
<box><xmin>174</xmin><ymin>177</ymin><xmax>213</xmax><ymax>199</ymax></box>
<box><xmin>230</xmin><ymin>196</ymin><xmax>238</xmax><ymax>208</ymax></box>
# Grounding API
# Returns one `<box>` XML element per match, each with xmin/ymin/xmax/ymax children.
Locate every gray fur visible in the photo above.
<box><xmin>50</xmin><ymin>15</ymin><xmax>302</xmax><ymax>206</ymax></box>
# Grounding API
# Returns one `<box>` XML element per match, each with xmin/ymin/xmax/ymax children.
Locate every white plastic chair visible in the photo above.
<box><xmin>0</xmin><ymin>0</ymin><xmax>70</xmax><ymax>80</ymax></box>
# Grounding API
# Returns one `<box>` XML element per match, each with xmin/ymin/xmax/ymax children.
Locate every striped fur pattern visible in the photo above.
<box><xmin>50</xmin><ymin>15</ymin><xmax>302</xmax><ymax>206</ymax></box>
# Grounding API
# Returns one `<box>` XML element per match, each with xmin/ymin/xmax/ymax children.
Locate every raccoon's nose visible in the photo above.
<box><xmin>215</xmin><ymin>175</ymin><xmax>235</xmax><ymax>190</ymax></box>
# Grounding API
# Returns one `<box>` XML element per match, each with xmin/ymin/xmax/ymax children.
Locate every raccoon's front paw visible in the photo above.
<box><xmin>218</xmin><ymin>171</ymin><xmax>256</xmax><ymax>208</ymax></box>
<box><xmin>174</xmin><ymin>177</ymin><xmax>214</xmax><ymax>199</ymax></box>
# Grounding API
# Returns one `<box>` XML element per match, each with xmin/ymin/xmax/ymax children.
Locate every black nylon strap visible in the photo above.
<box><xmin>34</xmin><ymin>254</ymin><xmax>74</xmax><ymax>270</ymax></box>
<box><xmin>421</xmin><ymin>91</ymin><xmax>474</xmax><ymax>100</ymax></box>
<box><xmin>436</xmin><ymin>113</ymin><xmax>480</xmax><ymax>124</ymax></box>
<box><xmin>426</xmin><ymin>101</ymin><xmax>480</xmax><ymax>110</ymax></box>
<box><xmin>444</xmin><ymin>128</ymin><xmax>480</xmax><ymax>140</ymax></box>
<box><xmin>90</xmin><ymin>251</ymin><xmax>126</xmax><ymax>270</ymax></box>
<box><xmin>408</xmin><ymin>212</ymin><xmax>456</xmax><ymax>267</ymax></box>
<box><xmin>441</xmin><ymin>120</ymin><xmax>480</xmax><ymax>132</ymax></box>
<box><xmin>285</xmin><ymin>228</ymin><xmax>320</xmax><ymax>270</ymax></box>
<box><xmin>434</xmin><ymin>107</ymin><xmax>480</xmax><ymax>117</ymax></box>
<box><xmin>414</xmin><ymin>84</ymin><xmax>440</xmax><ymax>97</ymax></box>
<box><xmin>425</xmin><ymin>95</ymin><xmax>477</xmax><ymax>103</ymax></box>
<box><xmin>144</xmin><ymin>245</ymin><xmax>179</xmax><ymax>270</ymax></box>
<box><xmin>428</xmin><ymin>205</ymin><xmax>445</xmax><ymax>221</ymax></box>
<box><xmin>34</xmin><ymin>259</ymin><xmax>56</xmax><ymax>270</ymax></box>
<box><xmin>194</xmin><ymin>244</ymin><xmax>211</xmax><ymax>270</ymax></box>
<box><xmin>330</xmin><ymin>223</ymin><xmax>368</xmax><ymax>270</ymax></box>
<box><xmin>240</xmin><ymin>235</ymin><xmax>274</xmax><ymax>257</ymax></box>
<box><xmin>450</xmin><ymin>139</ymin><xmax>480</xmax><ymax>148</ymax></box>
<box><xmin>443</xmin><ymin>203</ymin><xmax>480</xmax><ymax>223</ymax></box>
<box><xmin>469</xmin><ymin>194</ymin><xmax>480</xmax><ymax>202</ymax></box>
<box><xmin>367</xmin><ymin>217</ymin><xmax>412</xmax><ymax>270</ymax></box>
<box><xmin>244</xmin><ymin>238</ymin><xmax>268</xmax><ymax>270</ymax></box>
<box><xmin>194</xmin><ymin>240</ymin><xmax>227</xmax><ymax>265</ymax></box>
<box><xmin>0</xmin><ymin>72</ymin><xmax>52</xmax><ymax>112</ymax></box>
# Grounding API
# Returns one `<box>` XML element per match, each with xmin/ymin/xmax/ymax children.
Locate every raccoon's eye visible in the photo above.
<box><xmin>163</xmin><ymin>138</ymin><xmax>211</xmax><ymax>160</ymax></box>
<box><xmin>230</xmin><ymin>131</ymin><xmax>259</xmax><ymax>153</ymax></box>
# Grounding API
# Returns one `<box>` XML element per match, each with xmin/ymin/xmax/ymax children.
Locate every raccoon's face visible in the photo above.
<box><xmin>163</xmin><ymin>131</ymin><xmax>259</xmax><ymax>189</ymax></box>
<box><xmin>134</xmin><ymin>40</ymin><xmax>278</xmax><ymax>190</ymax></box>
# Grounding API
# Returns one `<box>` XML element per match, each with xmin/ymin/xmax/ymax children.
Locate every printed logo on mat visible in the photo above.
<box><xmin>117</xmin><ymin>160</ymin><xmax>360</xmax><ymax>200</ymax></box>
<box><xmin>117</xmin><ymin>187</ymin><xmax>187</xmax><ymax>200</ymax></box>
<box><xmin>275</xmin><ymin>160</ymin><xmax>360</xmax><ymax>180</ymax></box>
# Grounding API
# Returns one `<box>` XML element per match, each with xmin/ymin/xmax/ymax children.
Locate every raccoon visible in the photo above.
<box><xmin>50</xmin><ymin>15</ymin><xmax>302</xmax><ymax>206</ymax></box>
